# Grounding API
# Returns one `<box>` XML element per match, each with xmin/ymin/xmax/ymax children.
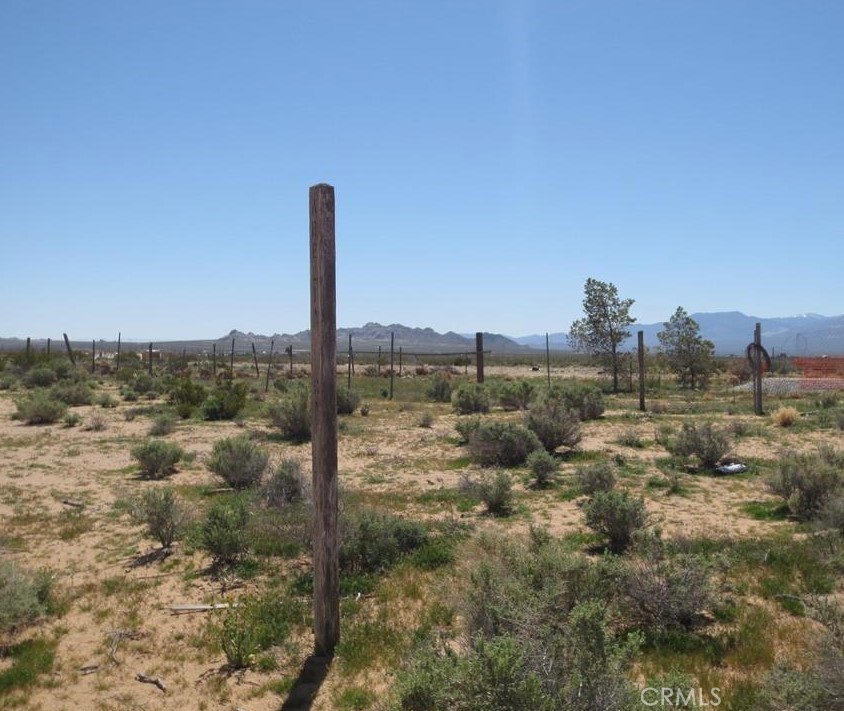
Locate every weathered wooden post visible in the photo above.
<box><xmin>398</xmin><ymin>347</ymin><xmax>403</xmax><ymax>376</ymax></box>
<box><xmin>377</xmin><ymin>346</ymin><xmax>382</xmax><ymax>376</ymax></box>
<box><xmin>475</xmin><ymin>332</ymin><xmax>485</xmax><ymax>383</ymax></box>
<box><xmin>251</xmin><ymin>343</ymin><xmax>260</xmax><ymax>377</ymax></box>
<box><xmin>347</xmin><ymin>334</ymin><xmax>353</xmax><ymax>390</ymax></box>
<box><xmin>92</xmin><ymin>340</ymin><xmax>96</xmax><ymax>374</ymax></box>
<box><xmin>230</xmin><ymin>338</ymin><xmax>235</xmax><ymax>375</ymax></box>
<box><xmin>389</xmin><ymin>331</ymin><xmax>395</xmax><ymax>400</ymax></box>
<box><xmin>545</xmin><ymin>333</ymin><xmax>551</xmax><ymax>388</ymax></box>
<box><xmin>754</xmin><ymin>323</ymin><xmax>763</xmax><ymax>416</ymax></box>
<box><xmin>212</xmin><ymin>343</ymin><xmax>217</xmax><ymax>378</ymax></box>
<box><xmin>63</xmin><ymin>333</ymin><xmax>75</xmax><ymax>365</ymax></box>
<box><xmin>116</xmin><ymin>332</ymin><xmax>121</xmax><ymax>372</ymax></box>
<box><xmin>288</xmin><ymin>344</ymin><xmax>294</xmax><ymax>375</ymax></box>
<box><xmin>310</xmin><ymin>183</ymin><xmax>339</xmax><ymax>656</ymax></box>
<box><xmin>638</xmin><ymin>330</ymin><xmax>646</xmax><ymax>412</ymax></box>
<box><xmin>148</xmin><ymin>343</ymin><xmax>153</xmax><ymax>375</ymax></box>
<box><xmin>46</xmin><ymin>338</ymin><xmax>51</xmax><ymax>356</ymax></box>
<box><xmin>26</xmin><ymin>337</ymin><xmax>31</xmax><ymax>361</ymax></box>
<box><xmin>265</xmin><ymin>340</ymin><xmax>274</xmax><ymax>392</ymax></box>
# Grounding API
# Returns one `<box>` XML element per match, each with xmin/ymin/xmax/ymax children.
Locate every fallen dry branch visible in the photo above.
<box><xmin>109</xmin><ymin>629</ymin><xmax>143</xmax><ymax>665</ymax></box>
<box><xmin>135</xmin><ymin>673</ymin><xmax>167</xmax><ymax>693</ymax></box>
<box><xmin>61</xmin><ymin>499</ymin><xmax>86</xmax><ymax>509</ymax></box>
<box><xmin>168</xmin><ymin>603</ymin><xmax>237</xmax><ymax>615</ymax></box>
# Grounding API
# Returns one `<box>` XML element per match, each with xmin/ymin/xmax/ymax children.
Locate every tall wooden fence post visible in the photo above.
<box><xmin>230</xmin><ymin>338</ymin><xmax>235</xmax><ymax>375</ymax></box>
<box><xmin>92</xmin><ymin>340</ymin><xmax>96</xmax><ymax>374</ymax></box>
<box><xmin>116</xmin><ymin>332</ymin><xmax>121</xmax><ymax>372</ymax></box>
<box><xmin>63</xmin><ymin>333</ymin><xmax>75</xmax><ymax>365</ymax></box>
<box><xmin>377</xmin><ymin>346</ymin><xmax>382</xmax><ymax>376</ymax></box>
<box><xmin>475</xmin><ymin>332</ymin><xmax>485</xmax><ymax>384</ymax></box>
<box><xmin>46</xmin><ymin>338</ymin><xmax>51</xmax><ymax>356</ymax></box>
<box><xmin>212</xmin><ymin>344</ymin><xmax>217</xmax><ymax>378</ymax></box>
<box><xmin>545</xmin><ymin>333</ymin><xmax>551</xmax><ymax>388</ymax></box>
<box><xmin>398</xmin><ymin>347</ymin><xmax>403</xmax><ymax>376</ymax></box>
<box><xmin>347</xmin><ymin>334</ymin><xmax>352</xmax><ymax>390</ymax></box>
<box><xmin>265</xmin><ymin>340</ymin><xmax>275</xmax><ymax>392</ymax></box>
<box><xmin>26</xmin><ymin>337</ymin><xmax>31</xmax><ymax>361</ymax></box>
<box><xmin>754</xmin><ymin>323</ymin><xmax>764</xmax><ymax>416</ymax></box>
<box><xmin>310</xmin><ymin>183</ymin><xmax>339</xmax><ymax>656</ymax></box>
<box><xmin>148</xmin><ymin>343</ymin><xmax>153</xmax><ymax>375</ymax></box>
<box><xmin>389</xmin><ymin>332</ymin><xmax>395</xmax><ymax>400</ymax></box>
<box><xmin>638</xmin><ymin>331</ymin><xmax>646</xmax><ymax>412</ymax></box>
<box><xmin>252</xmin><ymin>343</ymin><xmax>260</xmax><ymax>377</ymax></box>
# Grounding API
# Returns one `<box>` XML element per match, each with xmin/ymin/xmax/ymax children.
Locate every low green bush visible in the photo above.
<box><xmin>497</xmin><ymin>380</ymin><xmax>535</xmax><ymax>411</ymax></box>
<box><xmin>525</xmin><ymin>396</ymin><xmax>581</xmax><ymax>453</ymax></box>
<box><xmin>262</xmin><ymin>458</ymin><xmax>308</xmax><ymax>507</ymax></box>
<box><xmin>23</xmin><ymin>367</ymin><xmax>56</xmax><ymax>389</ymax></box>
<box><xmin>202</xmin><ymin>381</ymin><xmax>248</xmax><ymax>421</ymax></box>
<box><xmin>131</xmin><ymin>488</ymin><xmax>191</xmax><ymax>549</ymax></box>
<box><xmin>168</xmin><ymin>377</ymin><xmax>207</xmax><ymax>417</ymax></box>
<box><xmin>527</xmin><ymin>449</ymin><xmax>558</xmax><ymax>487</ymax></box>
<box><xmin>452</xmin><ymin>384</ymin><xmax>490</xmax><ymax>415</ymax></box>
<box><xmin>50</xmin><ymin>381</ymin><xmax>94</xmax><ymax>406</ymax></box>
<box><xmin>201</xmin><ymin>496</ymin><xmax>251</xmax><ymax>565</ymax></box>
<box><xmin>340</xmin><ymin>508</ymin><xmax>428</xmax><ymax>574</ymax></box>
<box><xmin>130</xmin><ymin>440</ymin><xmax>184</xmax><ymax>479</ymax></box>
<box><xmin>337</xmin><ymin>388</ymin><xmax>361</xmax><ymax>415</ymax></box>
<box><xmin>14</xmin><ymin>391</ymin><xmax>67</xmax><ymax>424</ymax></box>
<box><xmin>0</xmin><ymin>560</ymin><xmax>54</xmax><ymax>634</ymax></box>
<box><xmin>583</xmin><ymin>489</ymin><xmax>650</xmax><ymax>553</ymax></box>
<box><xmin>425</xmin><ymin>374</ymin><xmax>453</xmax><ymax>403</ymax></box>
<box><xmin>670</xmin><ymin>421</ymin><xmax>731</xmax><ymax>469</ymax></box>
<box><xmin>149</xmin><ymin>412</ymin><xmax>177</xmax><ymax>436</ymax></box>
<box><xmin>576</xmin><ymin>461</ymin><xmax>617</xmax><ymax>495</ymax></box>
<box><xmin>768</xmin><ymin>445</ymin><xmax>844</xmax><ymax>522</ymax></box>
<box><xmin>268</xmin><ymin>384</ymin><xmax>311</xmax><ymax>442</ymax></box>
<box><xmin>207</xmin><ymin>435</ymin><xmax>269</xmax><ymax>490</ymax></box>
<box><xmin>542</xmin><ymin>381</ymin><xmax>605</xmax><ymax>420</ymax></box>
<box><xmin>468</xmin><ymin>420</ymin><xmax>541</xmax><ymax>467</ymax></box>
<box><xmin>455</xmin><ymin>416</ymin><xmax>483</xmax><ymax>444</ymax></box>
<box><xmin>478</xmin><ymin>470</ymin><xmax>515</xmax><ymax>515</ymax></box>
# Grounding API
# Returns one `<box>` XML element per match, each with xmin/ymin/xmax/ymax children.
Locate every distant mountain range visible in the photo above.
<box><xmin>514</xmin><ymin>312</ymin><xmax>844</xmax><ymax>355</ymax></box>
<box><xmin>3</xmin><ymin>313</ymin><xmax>843</xmax><ymax>356</ymax></box>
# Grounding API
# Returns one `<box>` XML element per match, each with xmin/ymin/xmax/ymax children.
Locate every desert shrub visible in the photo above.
<box><xmin>168</xmin><ymin>378</ymin><xmax>207</xmax><ymax>417</ymax></box>
<box><xmin>96</xmin><ymin>393</ymin><xmax>118</xmax><ymax>408</ymax></box>
<box><xmin>207</xmin><ymin>435</ymin><xmax>269</xmax><ymax>490</ymax></box>
<box><xmin>498</xmin><ymin>380</ymin><xmax>535</xmax><ymax>411</ymax></box>
<box><xmin>768</xmin><ymin>446</ymin><xmax>844</xmax><ymax>522</ymax></box>
<box><xmin>268</xmin><ymin>384</ymin><xmax>311</xmax><ymax>442</ymax></box>
<box><xmin>0</xmin><ymin>374</ymin><xmax>17</xmax><ymax>390</ymax></box>
<box><xmin>63</xmin><ymin>413</ymin><xmax>82</xmax><ymax>428</ymax></box>
<box><xmin>0</xmin><ymin>560</ymin><xmax>53</xmax><ymax>634</ymax></box>
<box><xmin>527</xmin><ymin>449</ymin><xmax>558</xmax><ymax>487</ymax></box>
<box><xmin>425</xmin><ymin>374</ymin><xmax>453</xmax><ymax>403</ymax></box>
<box><xmin>455</xmin><ymin>416</ymin><xmax>483</xmax><ymax>443</ymax></box>
<box><xmin>525</xmin><ymin>395</ymin><xmax>582</xmax><ymax>453</ymax></box>
<box><xmin>202</xmin><ymin>381</ymin><xmax>248</xmax><ymax>420</ymax></box>
<box><xmin>417</xmin><ymin>411</ymin><xmax>434</xmax><ymax>428</ymax></box>
<box><xmin>340</xmin><ymin>508</ymin><xmax>428</xmax><ymax>574</ymax></box>
<box><xmin>576</xmin><ymin>461</ymin><xmax>617</xmax><ymax>495</ymax></box>
<box><xmin>131</xmin><ymin>372</ymin><xmax>158</xmax><ymax>395</ymax></box>
<box><xmin>478</xmin><ymin>470</ymin><xmax>515</xmax><ymax>515</ymax></box>
<box><xmin>772</xmin><ymin>405</ymin><xmax>800</xmax><ymax>427</ymax></box>
<box><xmin>149</xmin><ymin>412</ymin><xmax>176</xmax><ymax>436</ymax></box>
<box><xmin>452</xmin><ymin>384</ymin><xmax>490</xmax><ymax>415</ymax></box>
<box><xmin>359</xmin><ymin>403</ymin><xmax>370</xmax><ymax>416</ymax></box>
<box><xmin>262</xmin><ymin>458</ymin><xmax>308</xmax><ymax>507</ymax></box>
<box><xmin>85</xmin><ymin>413</ymin><xmax>107</xmax><ymax>432</ymax></box>
<box><xmin>14</xmin><ymin>391</ymin><xmax>67</xmax><ymax>424</ymax></box>
<box><xmin>542</xmin><ymin>381</ymin><xmax>605</xmax><ymax>421</ymax></box>
<box><xmin>131</xmin><ymin>488</ymin><xmax>191</xmax><ymax>548</ymax></box>
<box><xmin>337</xmin><ymin>387</ymin><xmax>361</xmax><ymax>415</ymax></box>
<box><xmin>23</xmin><ymin>367</ymin><xmax>56</xmax><ymax>388</ymax></box>
<box><xmin>670</xmin><ymin>421</ymin><xmax>730</xmax><ymax>469</ymax></box>
<box><xmin>130</xmin><ymin>440</ymin><xmax>184</xmax><ymax>479</ymax></box>
<box><xmin>624</xmin><ymin>553</ymin><xmax>713</xmax><ymax>631</ymax></box>
<box><xmin>121</xmin><ymin>387</ymin><xmax>139</xmax><ymax>402</ymax></box>
<box><xmin>468</xmin><ymin>420</ymin><xmax>541</xmax><ymax>467</ymax></box>
<box><xmin>583</xmin><ymin>490</ymin><xmax>649</xmax><ymax>553</ymax></box>
<box><xmin>201</xmin><ymin>496</ymin><xmax>251</xmax><ymax>565</ymax></box>
<box><xmin>50</xmin><ymin>381</ymin><xmax>93</xmax><ymax>406</ymax></box>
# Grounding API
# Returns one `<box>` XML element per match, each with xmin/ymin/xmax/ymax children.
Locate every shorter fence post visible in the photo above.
<box><xmin>475</xmin><ymin>333</ymin><xmax>485</xmax><ymax>384</ymax></box>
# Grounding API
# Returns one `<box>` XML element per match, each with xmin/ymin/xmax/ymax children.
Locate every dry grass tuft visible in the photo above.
<box><xmin>772</xmin><ymin>406</ymin><xmax>800</xmax><ymax>427</ymax></box>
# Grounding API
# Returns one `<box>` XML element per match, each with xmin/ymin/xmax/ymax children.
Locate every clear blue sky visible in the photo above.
<box><xmin>2</xmin><ymin>1</ymin><xmax>842</xmax><ymax>341</ymax></box>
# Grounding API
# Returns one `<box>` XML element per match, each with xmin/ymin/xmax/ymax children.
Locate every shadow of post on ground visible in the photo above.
<box><xmin>279</xmin><ymin>653</ymin><xmax>333</xmax><ymax>711</ymax></box>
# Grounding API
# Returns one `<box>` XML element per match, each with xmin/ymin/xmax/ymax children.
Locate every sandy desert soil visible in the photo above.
<box><xmin>1</xmin><ymin>367</ymin><xmax>842</xmax><ymax>710</ymax></box>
